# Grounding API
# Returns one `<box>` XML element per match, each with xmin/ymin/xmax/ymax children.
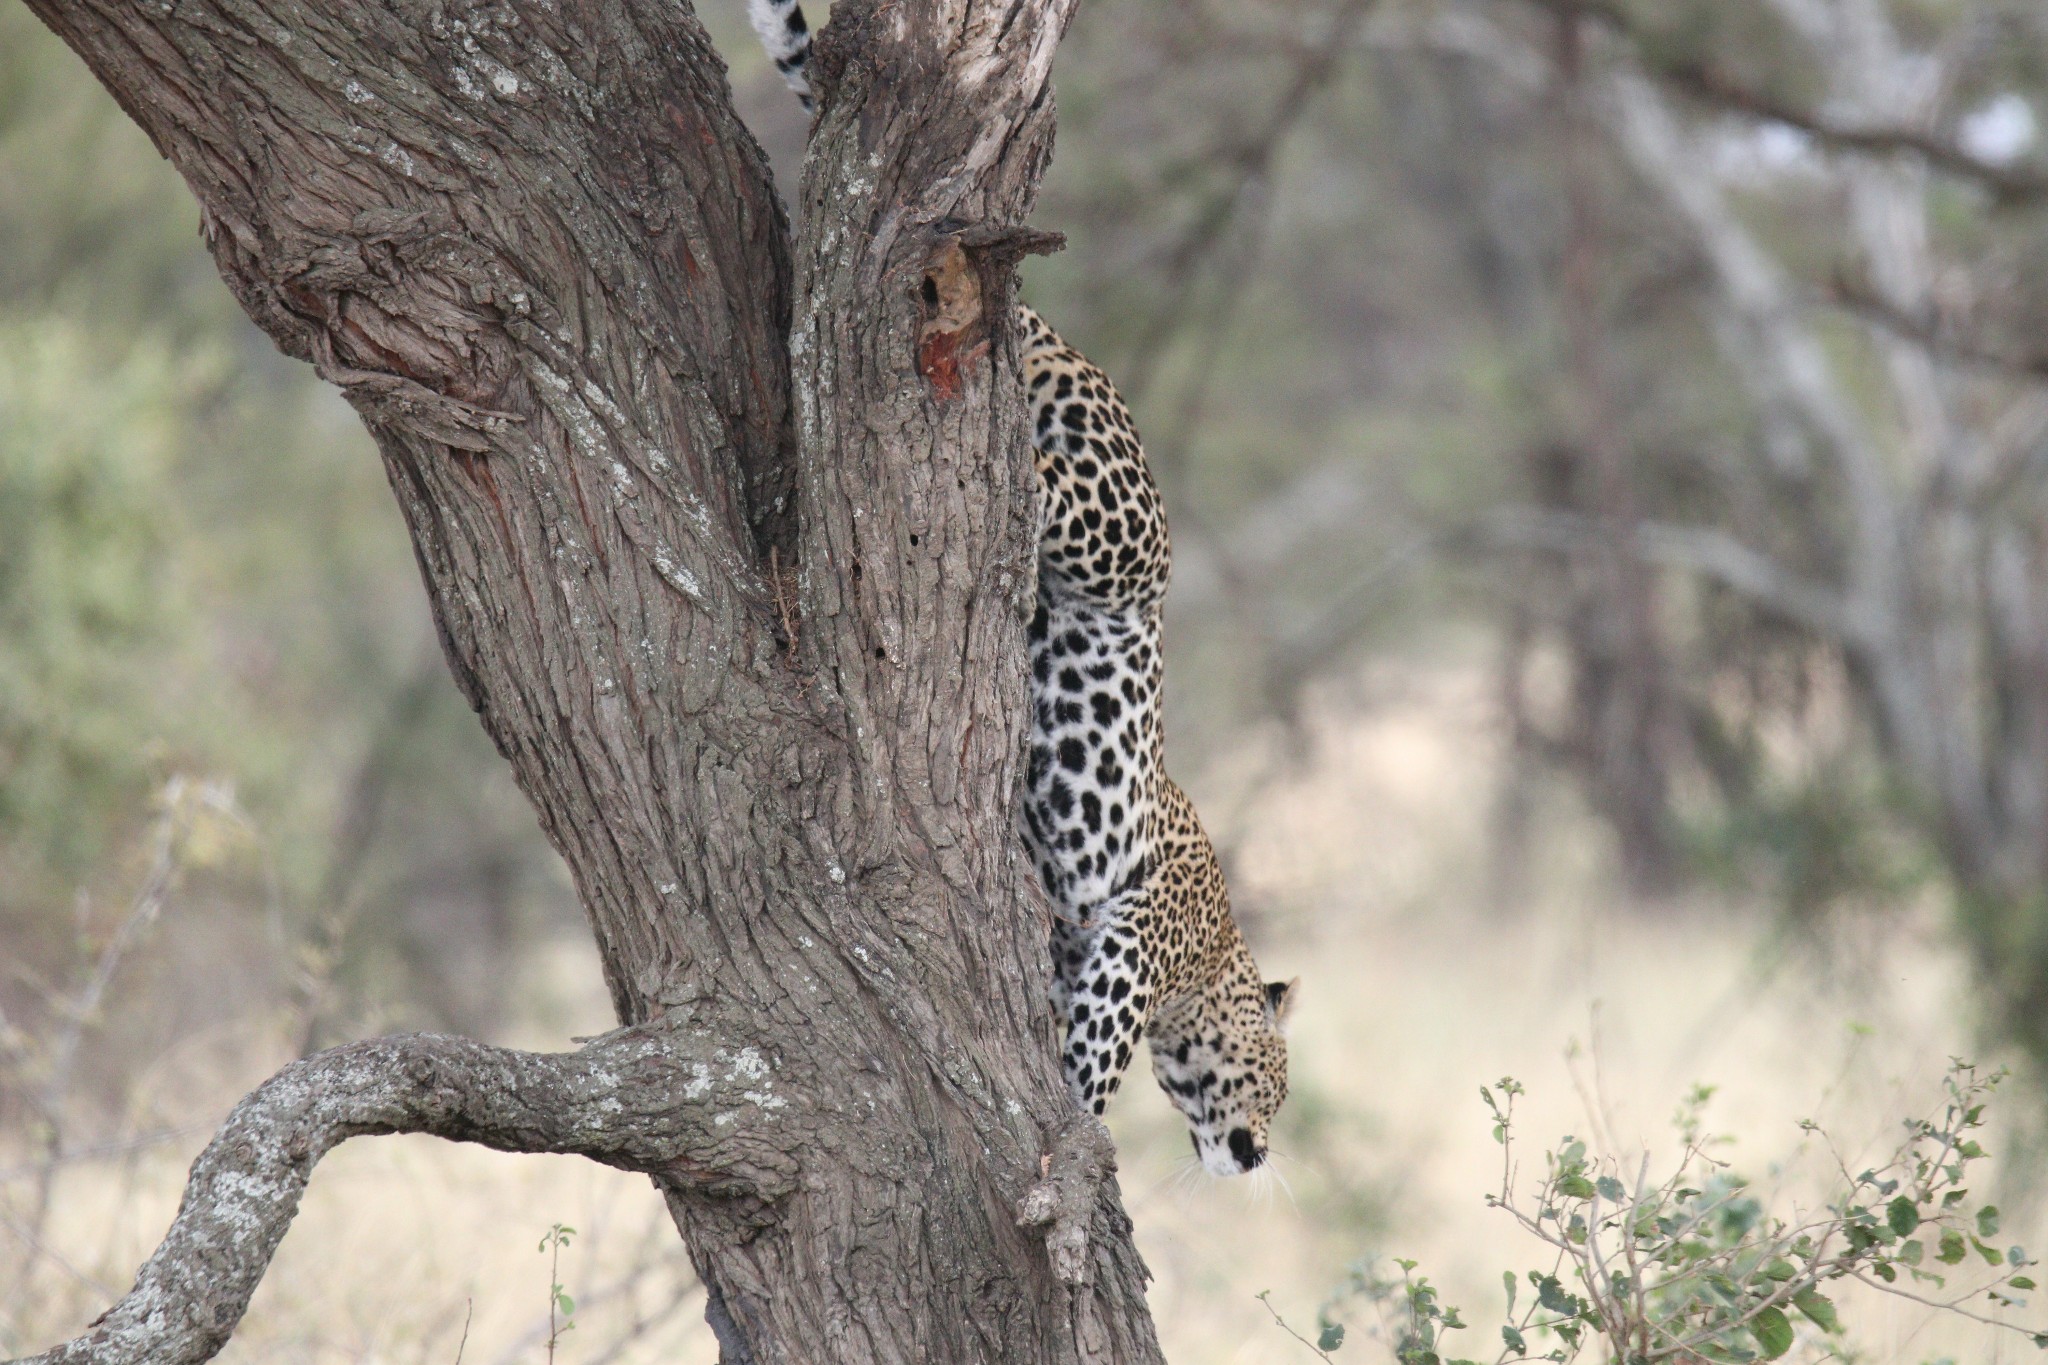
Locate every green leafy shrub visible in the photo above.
<box><xmin>1303</xmin><ymin>1063</ymin><xmax>2040</xmax><ymax>1364</ymax></box>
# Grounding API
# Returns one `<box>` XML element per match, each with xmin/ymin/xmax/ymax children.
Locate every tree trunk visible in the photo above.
<box><xmin>16</xmin><ymin>1</ymin><xmax>1164</xmax><ymax>1362</ymax></box>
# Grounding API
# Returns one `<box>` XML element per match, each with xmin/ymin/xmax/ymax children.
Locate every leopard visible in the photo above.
<box><xmin>1017</xmin><ymin>309</ymin><xmax>1295</xmax><ymax>1174</ymax></box>
<box><xmin>744</xmin><ymin>4</ymin><xmax>1297</xmax><ymax>1176</ymax></box>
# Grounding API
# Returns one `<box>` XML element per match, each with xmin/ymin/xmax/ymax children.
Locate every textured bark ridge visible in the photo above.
<box><xmin>15</xmin><ymin>1</ymin><xmax>1164</xmax><ymax>1362</ymax></box>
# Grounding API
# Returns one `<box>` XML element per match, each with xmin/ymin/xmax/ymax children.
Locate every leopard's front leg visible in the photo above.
<box><xmin>1053</xmin><ymin>901</ymin><xmax>1154</xmax><ymax>1115</ymax></box>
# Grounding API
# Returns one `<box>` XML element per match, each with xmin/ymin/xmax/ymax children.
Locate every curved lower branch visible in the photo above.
<box><xmin>13</xmin><ymin>1027</ymin><xmax>800</xmax><ymax>1365</ymax></box>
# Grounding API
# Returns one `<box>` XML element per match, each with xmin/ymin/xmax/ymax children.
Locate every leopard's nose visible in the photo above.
<box><xmin>1228</xmin><ymin>1127</ymin><xmax>1264</xmax><ymax>1170</ymax></box>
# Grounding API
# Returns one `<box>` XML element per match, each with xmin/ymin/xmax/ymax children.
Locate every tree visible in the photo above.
<box><xmin>12</xmin><ymin>1</ymin><xmax>1164</xmax><ymax>1362</ymax></box>
<box><xmin>1448</xmin><ymin>0</ymin><xmax>2048</xmax><ymax>1054</ymax></box>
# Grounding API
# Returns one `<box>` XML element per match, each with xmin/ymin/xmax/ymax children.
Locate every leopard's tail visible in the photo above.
<box><xmin>746</xmin><ymin>0</ymin><xmax>814</xmax><ymax>109</ymax></box>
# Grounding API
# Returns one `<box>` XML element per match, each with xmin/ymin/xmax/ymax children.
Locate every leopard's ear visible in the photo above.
<box><xmin>1264</xmin><ymin>978</ymin><xmax>1299</xmax><ymax>1034</ymax></box>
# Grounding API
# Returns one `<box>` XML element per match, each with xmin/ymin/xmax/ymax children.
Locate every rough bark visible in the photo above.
<box><xmin>14</xmin><ymin>1</ymin><xmax>1164</xmax><ymax>1362</ymax></box>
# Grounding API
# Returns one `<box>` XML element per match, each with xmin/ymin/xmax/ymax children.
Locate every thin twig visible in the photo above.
<box><xmin>1255</xmin><ymin>1290</ymin><xmax>1336</xmax><ymax>1362</ymax></box>
<box><xmin>1844</xmin><ymin>1265</ymin><xmax>2027</xmax><ymax>1332</ymax></box>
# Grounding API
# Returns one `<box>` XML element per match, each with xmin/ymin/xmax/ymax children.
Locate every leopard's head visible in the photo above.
<box><xmin>1148</xmin><ymin>971</ymin><xmax>1297</xmax><ymax>1176</ymax></box>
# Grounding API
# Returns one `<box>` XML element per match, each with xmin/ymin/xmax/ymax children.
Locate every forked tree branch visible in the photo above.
<box><xmin>13</xmin><ymin>1027</ymin><xmax>801</xmax><ymax>1365</ymax></box>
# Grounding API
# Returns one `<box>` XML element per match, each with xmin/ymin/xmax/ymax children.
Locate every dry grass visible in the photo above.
<box><xmin>6</xmin><ymin>659</ymin><xmax>2039</xmax><ymax>1364</ymax></box>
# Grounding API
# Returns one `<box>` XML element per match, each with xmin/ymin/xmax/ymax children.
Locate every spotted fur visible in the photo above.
<box><xmin>746</xmin><ymin>0</ymin><xmax>814</xmax><ymax>108</ymax></box>
<box><xmin>1019</xmin><ymin>309</ymin><xmax>1294</xmax><ymax>1177</ymax></box>
<box><xmin>734</xmin><ymin>5</ymin><xmax>1295</xmax><ymax>1176</ymax></box>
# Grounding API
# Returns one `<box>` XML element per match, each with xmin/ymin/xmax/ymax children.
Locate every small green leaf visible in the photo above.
<box><xmin>556</xmin><ymin>1291</ymin><xmax>575</xmax><ymax>1316</ymax></box>
<box><xmin>1556</xmin><ymin>1174</ymin><xmax>1595</xmax><ymax>1200</ymax></box>
<box><xmin>1503</xmin><ymin>1271</ymin><xmax>1516</xmax><ymax>1316</ymax></box>
<box><xmin>2011</xmin><ymin>1276</ymin><xmax>2038</xmax><ymax>1291</ymax></box>
<box><xmin>1762</xmin><ymin>1258</ymin><xmax>1797</xmax><ymax>1281</ymax></box>
<box><xmin>1976</xmin><ymin>1237</ymin><xmax>2006</xmax><ymax>1266</ymax></box>
<box><xmin>1939</xmin><ymin>1230</ymin><xmax>1969</xmax><ymax>1265</ymax></box>
<box><xmin>1534</xmin><ymin>1275</ymin><xmax>1580</xmax><ymax>1316</ymax></box>
<box><xmin>1596</xmin><ymin>1176</ymin><xmax>1626</xmax><ymax>1202</ymax></box>
<box><xmin>1887</xmin><ymin>1196</ymin><xmax>1920</xmax><ymax>1237</ymax></box>
<box><xmin>1981</xmin><ymin>1206</ymin><xmax>2003</xmax><ymax>1238</ymax></box>
<box><xmin>1501</xmin><ymin>1325</ymin><xmax>1527</xmax><ymax>1354</ymax></box>
<box><xmin>1318</xmin><ymin>1323</ymin><xmax>1346</xmax><ymax>1352</ymax></box>
<box><xmin>1901</xmin><ymin>1239</ymin><xmax>1924</xmax><ymax>1265</ymax></box>
<box><xmin>1751</xmin><ymin>1306</ymin><xmax>1794</xmax><ymax>1360</ymax></box>
<box><xmin>1793</xmin><ymin>1288</ymin><xmax>1841</xmax><ymax>1334</ymax></box>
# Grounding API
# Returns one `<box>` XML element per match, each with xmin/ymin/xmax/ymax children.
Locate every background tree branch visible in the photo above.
<box><xmin>1519</xmin><ymin>0</ymin><xmax>2048</xmax><ymax>204</ymax></box>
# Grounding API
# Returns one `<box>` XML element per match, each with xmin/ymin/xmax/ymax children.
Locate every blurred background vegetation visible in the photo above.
<box><xmin>7</xmin><ymin>0</ymin><xmax>2048</xmax><ymax>1360</ymax></box>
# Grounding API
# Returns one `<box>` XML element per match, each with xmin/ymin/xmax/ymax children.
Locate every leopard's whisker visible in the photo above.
<box><xmin>1141</xmin><ymin>1154</ymin><xmax>1204</xmax><ymax>1205</ymax></box>
<box><xmin>1171</xmin><ymin>1154</ymin><xmax>1208</xmax><ymax>1200</ymax></box>
<box><xmin>1265</xmin><ymin>1158</ymin><xmax>1298</xmax><ymax>1211</ymax></box>
<box><xmin>1265</xmin><ymin>1146</ymin><xmax>1322</xmax><ymax>1181</ymax></box>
